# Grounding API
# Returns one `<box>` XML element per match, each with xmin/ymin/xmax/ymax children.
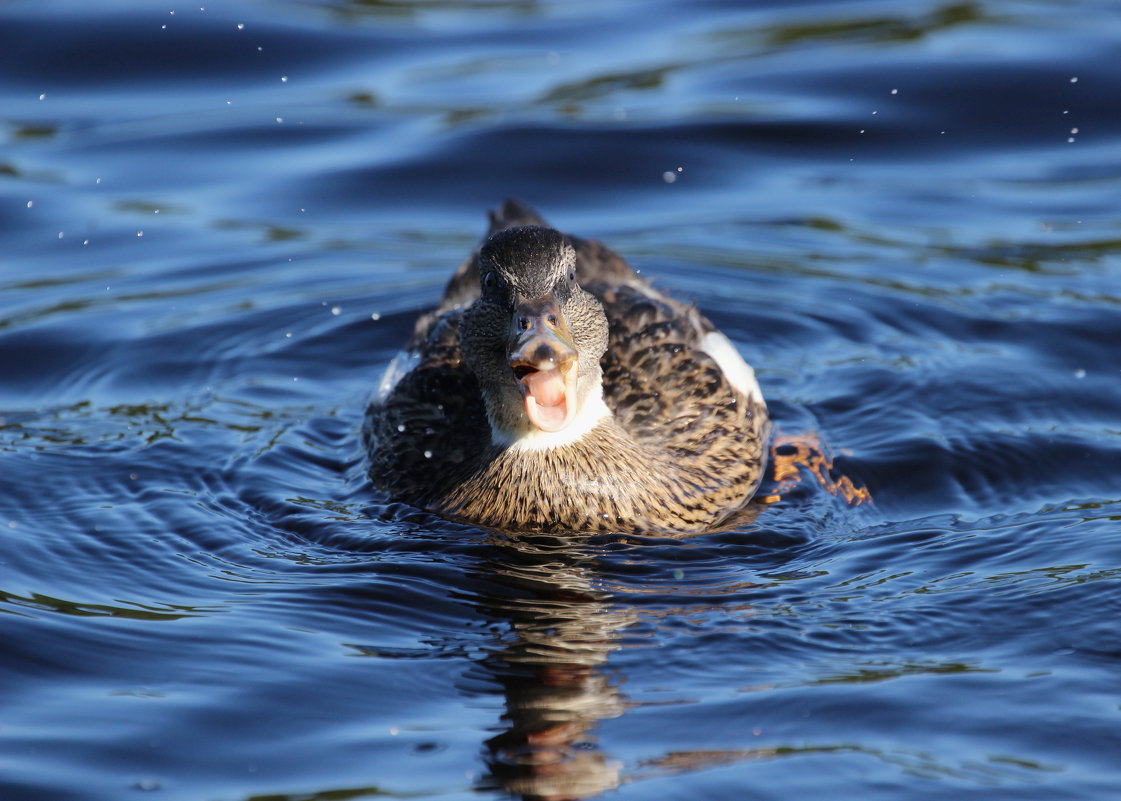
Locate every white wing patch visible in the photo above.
<box><xmin>699</xmin><ymin>331</ymin><xmax>764</xmax><ymax>406</ymax></box>
<box><xmin>376</xmin><ymin>350</ymin><xmax>420</xmax><ymax>403</ymax></box>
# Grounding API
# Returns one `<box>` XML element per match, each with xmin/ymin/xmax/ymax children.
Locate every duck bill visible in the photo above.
<box><xmin>508</xmin><ymin>296</ymin><xmax>579</xmax><ymax>433</ymax></box>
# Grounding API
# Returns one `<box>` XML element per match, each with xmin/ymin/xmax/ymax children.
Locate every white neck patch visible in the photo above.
<box><xmin>491</xmin><ymin>390</ymin><xmax>613</xmax><ymax>452</ymax></box>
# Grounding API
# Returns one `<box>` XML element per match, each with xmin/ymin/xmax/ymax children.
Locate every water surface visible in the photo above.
<box><xmin>2</xmin><ymin>1</ymin><xmax>1120</xmax><ymax>799</ymax></box>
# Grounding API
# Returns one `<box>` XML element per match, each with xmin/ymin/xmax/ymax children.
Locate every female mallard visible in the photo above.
<box><xmin>364</xmin><ymin>200</ymin><xmax>769</xmax><ymax>535</ymax></box>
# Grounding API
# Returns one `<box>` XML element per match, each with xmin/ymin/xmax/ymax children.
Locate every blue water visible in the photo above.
<box><xmin>3</xmin><ymin>1</ymin><xmax>1121</xmax><ymax>799</ymax></box>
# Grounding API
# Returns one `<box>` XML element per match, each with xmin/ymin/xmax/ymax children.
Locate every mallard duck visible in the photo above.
<box><xmin>364</xmin><ymin>200</ymin><xmax>769</xmax><ymax>535</ymax></box>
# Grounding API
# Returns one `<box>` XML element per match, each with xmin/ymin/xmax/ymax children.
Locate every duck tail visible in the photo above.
<box><xmin>487</xmin><ymin>198</ymin><xmax>549</xmax><ymax>234</ymax></box>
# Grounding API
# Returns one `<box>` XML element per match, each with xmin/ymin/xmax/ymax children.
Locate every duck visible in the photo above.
<box><xmin>364</xmin><ymin>200</ymin><xmax>770</xmax><ymax>535</ymax></box>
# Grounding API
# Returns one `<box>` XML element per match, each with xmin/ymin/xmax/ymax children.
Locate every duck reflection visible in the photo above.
<box><xmin>467</xmin><ymin>535</ymin><xmax>632</xmax><ymax>801</ymax></box>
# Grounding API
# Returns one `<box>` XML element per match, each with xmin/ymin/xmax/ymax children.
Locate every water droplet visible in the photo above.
<box><xmin>1074</xmin><ymin>369</ymin><xmax>1086</xmax><ymax>379</ymax></box>
<box><xmin>275</xmin><ymin>117</ymin><xmax>283</xmax><ymax>123</ymax></box>
<box><xmin>890</xmin><ymin>88</ymin><xmax>898</xmax><ymax>94</ymax></box>
<box><xmin>280</xmin><ymin>75</ymin><xmax>288</xmax><ymax>83</ymax></box>
<box><xmin>236</xmin><ymin>22</ymin><xmax>245</xmax><ymax>30</ymax></box>
<box><xmin>330</xmin><ymin>306</ymin><xmax>341</xmax><ymax>316</ymax></box>
<box><xmin>1070</xmin><ymin>76</ymin><xmax>1078</xmax><ymax>83</ymax></box>
<box><xmin>397</xmin><ymin>424</ymin><xmax>406</xmax><ymax>433</ymax></box>
<box><xmin>662</xmin><ymin>171</ymin><xmax>676</xmax><ymax>184</ymax></box>
<box><xmin>136</xmin><ymin>230</ymin><xmax>144</xmax><ymax>237</ymax></box>
<box><xmin>26</xmin><ymin>200</ymin><xmax>33</xmax><ymax>208</ymax></box>
<box><xmin>370</xmin><ymin>312</ymin><xmax>381</xmax><ymax>321</ymax></box>
<box><xmin>423</xmin><ymin>450</ymin><xmax>433</xmax><ymax>459</ymax></box>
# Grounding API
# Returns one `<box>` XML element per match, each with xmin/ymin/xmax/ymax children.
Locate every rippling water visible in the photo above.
<box><xmin>3</xmin><ymin>1</ymin><xmax>1121</xmax><ymax>799</ymax></box>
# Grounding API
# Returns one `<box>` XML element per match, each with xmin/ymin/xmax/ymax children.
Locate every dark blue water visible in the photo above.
<box><xmin>3</xmin><ymin>1</ymin><xmax>1120</xmax><ymax>799</ymax></box>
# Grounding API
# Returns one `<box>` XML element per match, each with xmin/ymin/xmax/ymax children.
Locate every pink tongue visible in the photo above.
<box><xmin>522</xmin><ymin>368</ymin><xmax>570</xmax><ymax>431</ymax></box>
<box><xmin>523</xmin><ymin>369</ymin><xmax>566</xmax><ymax>407</ymax></box>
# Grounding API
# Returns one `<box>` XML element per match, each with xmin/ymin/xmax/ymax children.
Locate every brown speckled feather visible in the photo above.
<box><xmin>364</xmin><ymin>200</ymin><xmax>770</xmax><ymax>535</ymax></box>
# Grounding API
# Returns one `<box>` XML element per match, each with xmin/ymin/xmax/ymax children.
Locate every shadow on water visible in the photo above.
<box><xmin>453</xmin><ymin>494</ymin><xmax>800</xmax><ymax>800</ymax></box>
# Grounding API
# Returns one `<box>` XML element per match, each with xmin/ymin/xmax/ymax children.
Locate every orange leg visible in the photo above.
<box><xmin>762</xmin><ymin>430</ymin><xmax>871</xmax><ymax>506</ymax></box>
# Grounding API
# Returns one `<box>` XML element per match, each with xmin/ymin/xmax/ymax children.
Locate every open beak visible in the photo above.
<box><xmin>508</xmin><ymin>294</ymin><xmax>579</xmax><ymax>433</ymax></box>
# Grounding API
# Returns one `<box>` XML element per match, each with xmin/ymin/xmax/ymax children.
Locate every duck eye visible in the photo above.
<box><xmin>482</xmin><ymin>272</ymin><xmax>495</xmax><ymax>290</ymax></box>
<box><xmin>568</xmin><ymin>270</ymin><xmax>576</xmax><ymax>282</ymax></box>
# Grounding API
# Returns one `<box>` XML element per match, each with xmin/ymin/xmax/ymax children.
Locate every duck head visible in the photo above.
<box><xmin>462</xmin><ymin>226</ymin><xmax>610</xmax><ymax>446</ymax></box>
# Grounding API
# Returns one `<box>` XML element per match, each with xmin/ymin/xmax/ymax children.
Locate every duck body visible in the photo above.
<box><xmin>364</xmin><ymin>200</ymin><xmax>769</xmax><ymax>535</ymax></box>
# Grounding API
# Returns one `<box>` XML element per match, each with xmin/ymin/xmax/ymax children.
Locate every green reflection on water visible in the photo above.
<box><xmin>246</xmin><ymin>784</ymin><xmax>408</xmax><ymax>800</ymax></box>
<box><xmin>707</xmin><ymin>1</ymin><xmax>984</xmax><ymax>52</ymax></box>
<box><xmin>8</xmin><ymin>122</ymin><xmax>59</xmax><ymax>140</ymax></box>
<box><xmin>1</xmin><ymin>395</ymin><xmax>318</xmax><ymax>456</ymax></box>
<box><xmin>213</xmin><ymin>218</ymin><xmax>308</xmax><ymax>242</ymax></box>
<box><xmin>638</xmin><ymin>739</ymin><xmax>1062</xmax><ymax>783</ymax></box>
<box><xmin>0</xmin><ymin>589</ymin><xmax>221</xmax><ymax>620</ymax></box>
<box><xmin>538</xmin><ymin>67</ymin><xmax>670</xmax><ymax>105</ymax></box>
<box><xmin>807</xmin><ymin>659</ymin><xmax>998</xmax><ymax>685</ymax></box>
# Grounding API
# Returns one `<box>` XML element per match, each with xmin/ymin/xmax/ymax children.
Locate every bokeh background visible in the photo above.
<box><xmin>2</xmin><ymin>1</ymin><xmax>1120</xmax><ymax>800</ymax></box>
